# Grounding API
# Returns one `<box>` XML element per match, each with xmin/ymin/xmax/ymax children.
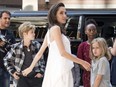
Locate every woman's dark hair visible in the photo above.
<box><xmin>48</xmin><ymin>2</ymin><xmax>66</xmax><ymax>34</ymax></box>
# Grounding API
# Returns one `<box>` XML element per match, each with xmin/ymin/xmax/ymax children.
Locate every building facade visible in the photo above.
<box><xmin>0</xmin><ymin>0</ymin><xmax>116</xmax><ymax>11</ymax></box>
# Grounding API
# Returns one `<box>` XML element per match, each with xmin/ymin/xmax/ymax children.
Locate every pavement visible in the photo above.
<box><xmin>10</xmin><ymin>84</ymin><xmax>13</xmax><ymax>87</ymax></box>
<box><xmin>10</xmin><ymin>84</ymin><xmax>84</xmax><ymax>87</ymax></box>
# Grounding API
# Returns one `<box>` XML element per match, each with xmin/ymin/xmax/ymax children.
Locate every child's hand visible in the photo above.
<box><xmin>12</xmin><ymin>71</ymin><xmax>20</xmax><ymax>80</ymax></box>
<box><xmin>22</xmin><ymin>67</ymin><xmax>32</xmax><ymax>76</ymax></box>
<box><xmin>82</xmin><ymin>61</ymin><xmax>91</xmax><ymax>71</ymax></box>
<box><xmin>0</xmin><ymin>41</ymin><xmax>5</xmax><ymax>47</ymax></box>
<box><xmin>35</xmin><ymin>73</ymin><xmax>43</xmax><ymax>78</ymax></box>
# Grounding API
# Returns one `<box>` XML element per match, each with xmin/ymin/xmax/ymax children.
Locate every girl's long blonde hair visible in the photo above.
<box><xmin>90</xmin><ymin>37</ymin><xmax>111</xmax><ymax>60</ymax></box>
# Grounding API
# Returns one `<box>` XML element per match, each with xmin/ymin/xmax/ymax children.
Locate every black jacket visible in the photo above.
<box><xmin>0</xmin><ymin>28</ymin><xmax>15</xmax><ymax>70</ymax></box>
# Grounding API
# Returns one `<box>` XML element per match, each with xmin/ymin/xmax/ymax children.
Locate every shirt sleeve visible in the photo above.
<box><xmin>37</xmin><ymin>55</ymin><xmax>45</xmax><ymax>74</ymax></box>
<box><xmin>34</xmin><ymin>41</ymin><xmax>45</xmax><ymax>75</ymax></box>
<box><xmin>4</xmin><ymin>47</ymin><xmax>16</xmax><ymax>75</ymax></box>
<box><xmin>97</xmin><ymin>57</ymin><xmax>108</xmax><ymax>75</ymax></box>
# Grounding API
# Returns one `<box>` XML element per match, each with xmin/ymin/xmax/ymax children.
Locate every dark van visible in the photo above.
<box><xmin>9</xmin><ymin>9</ymin><xmax>116</xmax><ymax>55</ymax></box>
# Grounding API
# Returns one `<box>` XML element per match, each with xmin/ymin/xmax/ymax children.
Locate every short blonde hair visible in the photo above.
<box><xmin>18</xmin><ymin>22</ymin><xmax>35</xmax><ymax>38</ymax></box>
<box><xmin>90</xmin><ymin>37</ymin><xmax>111</xmax><ymax>60</ymax></box>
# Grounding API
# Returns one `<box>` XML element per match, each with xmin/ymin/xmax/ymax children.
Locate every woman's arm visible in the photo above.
<box><xmin>51</xmin><ymin>25</ymin><xmax>90</xmax><ymax>71</ymax></box>
<box><xmin>30</xmin><ymin>36</ymin><xmax>47</xmax><ymax>69</ymax></box>
<box><xmin>22</xmin><ymin>34</ymin><xmax>48</xmax><ymax>76</ymax></box>
<box><xmin>93</xmin><ymin>74</ymin><xmax>102</xmax><ymax>87</ymax></box>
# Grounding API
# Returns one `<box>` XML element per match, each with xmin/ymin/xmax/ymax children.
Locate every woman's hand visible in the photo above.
<box><xmin>22</xmin><ymin>67</ymin><xmax>32</xmax><ymax>76</ymax></box>
<box><xmin>82</xmin><ymin>61</ymin><xmax>91</xmax><ymax>71</ymax></box>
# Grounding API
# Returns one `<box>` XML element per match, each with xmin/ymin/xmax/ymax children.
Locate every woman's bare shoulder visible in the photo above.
<box><xmin>50</xmin><ymin>25</ymin><xmax>61</xmax><ymax>33</ymax></box>
<box><xmin>50</xmin><ymin>25</ymin><xmax>60</xmax><ymax>30</ymax></box>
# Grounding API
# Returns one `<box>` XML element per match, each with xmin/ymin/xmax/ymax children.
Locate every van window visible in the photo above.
<box><xmin>10</xmin><ymin>16</ymin><xmax>48</xmax><ymax>42</ymax></box>
<box><xmin>65</xmin><ymin>17</ymin><xmax>79</xmax><ymax>39</ymax></box>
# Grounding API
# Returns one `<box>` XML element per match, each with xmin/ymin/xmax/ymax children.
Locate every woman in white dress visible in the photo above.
<box><xmin>22</xmin><ymin>2</ymin><xmax>91</xmax><ymax>87</ymax></box>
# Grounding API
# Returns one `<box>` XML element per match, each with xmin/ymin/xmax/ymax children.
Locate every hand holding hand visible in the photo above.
<box><xmin>82</xmin><ymin>61</ymin><xmax>91</xmax><ymax>71</ymax></box>
<box><xmin>22</xmin><ymin>67</ymin><xmax>32</xmax><ymax>76</ymax></box>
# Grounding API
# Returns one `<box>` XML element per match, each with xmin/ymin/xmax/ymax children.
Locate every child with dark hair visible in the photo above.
<box><xmin>77</xmin><ymin>19</ymin><xmax>97</xmax><ymax>87</ymax></box>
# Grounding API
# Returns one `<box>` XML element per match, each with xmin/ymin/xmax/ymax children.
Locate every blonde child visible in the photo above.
<box><xmin>90</xmin><ymin>37</ymin><xmax>112</xmax><ymax>87</ymax></box>
<box><xmin>4</xmin><ymin>22</ymin><xmax>45</xmax><ymax>87</ymax></box>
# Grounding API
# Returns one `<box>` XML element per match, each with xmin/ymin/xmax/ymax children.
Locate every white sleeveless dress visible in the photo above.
<box><xmin>42</xmin><ymin>30</ymin><xmax>74</xmax><ymax>87</ymax></box>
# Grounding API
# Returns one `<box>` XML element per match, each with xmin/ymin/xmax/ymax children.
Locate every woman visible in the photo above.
<box><xmin>22</xmin><ymin>3</ymin><xmax>90</xmax><ymax>87</ymax></box>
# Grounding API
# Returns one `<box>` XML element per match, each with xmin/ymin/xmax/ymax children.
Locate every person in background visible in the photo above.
<box><xmin>4</xmin><ymin>22</ymin><xmax>45</xmax><ymax>87</ymax></box>
<box><xmin>109</xmin><ymin>38</ymin><xmax>116</xmax><ymax>87</ymax></box>
<box><xmin>90</xmin><ymin>37</ymin><xmax>112</xmax><ymax>87</ymax></box>
<box><xmin>0</xmin><ymin>10</ymin><xmax>15</xmax><ymax>87</ymax></box>
<box><xmin>72</xmin><ymin>61</ymin><xmax>80</xmax><ymax>87</ymax></box>
<box><xmin>110</xmin><ymin>38</ymin><xmax>116</xmax><ymax>56</ymax></box>
<box><xmin>77</xmin><ymin>19</ymin><xmax>97</xmax><ymax>87</ymax></box>
<box><xmin>22</xmin><ymin>3</ymin><xmax>90</xmax><ymax>87</ymax></box>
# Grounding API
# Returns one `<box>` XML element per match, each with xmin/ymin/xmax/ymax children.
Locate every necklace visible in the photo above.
<box><xmin>24</xmin><ymin>46</ymin><xmax>31</xmax><ymax>52</ymax></box>
<box><xmin>27</xmin><ymin>47</ymin><xmax>30</xmax><ymax>52</ymax></box>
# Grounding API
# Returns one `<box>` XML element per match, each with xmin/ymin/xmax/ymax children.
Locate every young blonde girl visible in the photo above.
<box><xmin>90</xmin><ymin>37</ymin><xmax>112</xmax><ymax>87</ymax></box>
<box><xmin>4</xmin><ymin>22</ymin><xmax>45</xmax><ymax>87</ymax></box>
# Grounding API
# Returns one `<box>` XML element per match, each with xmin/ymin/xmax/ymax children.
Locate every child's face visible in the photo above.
<box><xmin>92</xmin><ymin>42</ymin><xmax>102</xmax><ymax>57</ymax></box>
<box><xmin>24</xmin><ymin>29</ymin><xmax>35</xmax><ymax>40</ymax></box>
<box><xmin>85</xmin><ymin>24</ymin><xmax>97</xmax><ymax>39</ymax></box>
